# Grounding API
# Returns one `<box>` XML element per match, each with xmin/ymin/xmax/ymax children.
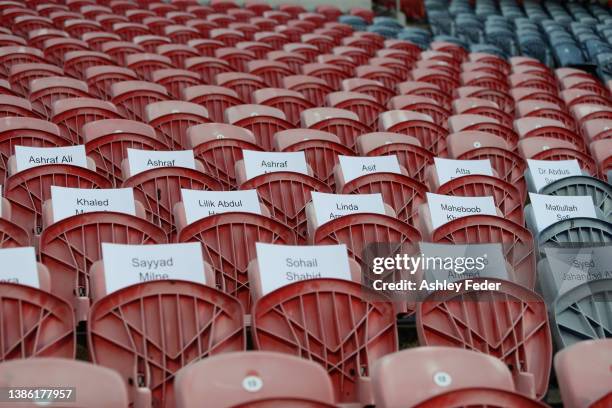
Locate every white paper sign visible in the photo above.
<box><xmin>181</xmin><ymin>189</ymin><xmax>261</xmax><ymax>224</ymax></box>
<box><xmin>427</xmin><ymin>192</ymin><xmax>497</xmax><ymax>230</ymax></box>
<box><xmin>101</xmin><ymin>242</ymin><xmax>206</xmax><ymax>295</ymax></box>
<box><xmin>0</xmin><ymin>247</ymin><xmax>39</xmax><ymax>288</ymax></box>
<box><xmin>51</xmin><ymin>186</ymin><xmax>136</xmax><ymax>223</ymax></box>
<box><xmin>419</xmin><ymin>242</ymin><xmax>508</xmax><ymax>288</ymax></box>
<box><xmin>529</xmin><ymin>193</ymin><xmax>597</xmax><ymax>232</ymax></box>
<box><xmin>434</xmin><ymin>157</ymin><xmax>494</xmax><ymax>185</ymax></box>
<box><xmin>311</xmin><ymin>191</ymin><xmax>386</xmax><ymax>228</ymax></box>
<box><xmin>255</xmin><ymin>242</ymin><xmax>352</xmax><ymax>295</ymax></box>
<box><xmin>527</xmin><ymin>159</ymin><xmax>582</xmax><ymax>192</ymax></box>
<box><xmin>126</xmin><ymin>148</ymin><xmax>196</xmax><ymax>176</ymax></box>
<box><xmin>242</xmin><ymin>150</ymin><xmax>308</xmax><ymax>180</ymax></box>
<box><xmin>338</xmin><ymin>155</ymin><xmax>401</xmax><ymax>183</ymax></box>
<box><xmin>15</xmin><ymin>145</ymin><xmax>88</xmax><ymax>172</ymax></box>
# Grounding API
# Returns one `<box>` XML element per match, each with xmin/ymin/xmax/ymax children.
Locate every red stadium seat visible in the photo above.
<box><xmin>253</xmin><ymin>88</ymin><xmax>314</xmax><ymax>126</ymax></box>
<box><xmin>509</xmin><ymin>73</ymin><xmax>558</xmax><ymax>95</ymax></box>
<box><xmin>582</xmin><ymin>118</ymin><xmax>612</xmax><ymax>142</ymax></box>
<box><xmin>225</xmin><ymin>104</ymin><xmax>293</xmax><ymax>151</ymax></box>
<box><xmin>283</xmin><ymin>74</ymin><xmax>334</xmax><ymax>107</ymax></box>
<box><xmin>151</xmin><ymin>68</ymin><xmax>200</xmax><ymax>99</ymax></box>
<box><xmin>156</xmin><ymin>43</ymin><xmax>198</xmax><ymax>68</ymax></box>
<box><xmin>237</xmin><ymin>41</ymin><xmax>273</xmax><ymax>60</ymax></box>
<box><xmin>514</xmin><ymin>117</ymin><xmax>586</xmax><ymax>152</ymax></box>
<box><xmin>182</xmin><ymin>84</ymin><xmax>242</xmax><ymax>123</ymax></box>
<box><xmin>555</xmin><ymin>340</ymin><xmax>612</xmax><ymax>408</ymax></box>
<box><xmin>9</xmin><ymin>63</ymin><xmax>64</xmax><ymax>97</ymax></box>
<box><xmin>126</xmin><ymin>52</ymin><xmax>173</xmax><ymax>81</ymax></box>
<box><xmin>167</xmin><ymin>11</ymin><xmax>197</xmax><ymax>25</ymax></box>
<box><xmin>379</xmin><ymin>110</ymin><xmax>448</xmax><ymax>156</ymax></box>
<box><xmin>0</xmin><ymin>359</ymin><xmax>129</xmax><ymax>407</ymax></box>
<box><xmin>215</xmin><ymin>47</ymin><xmax>256</xmax><ymax>72</ymax></box>
<box><xmin>210</xmin><ymin>28</ymin><xmax>245</xmax><ymax>47</ymax></box>
<box><xmin>227</xmin><ymin>9</ymin><xmax>255</xmax><ymax>23</ymax></box>
<box><xmin>215</xmin><ymin>72</ymin><xmax>265</xmax><ymax>104</ymax></box>
<box><xmin>515</xmin><ymin>100</ymin><xmax>577</xmax><ymax>131</ymax></box>
<box><xmin>29</xmin><ymin>76</ymin><xmax>90</xmax><ymax>119</ymax></box>
<box><xmin>109</xmin><ymin>0</ymin><xmax>137</xmax><ymax>15</ymax></box>
<box><xmin>410</xmin><ymin>68</ymin><xmax>459</xmax><ymax>95</ymax></box>
<box><xmin>370</xmin><ymin>57</ymin><xmax>410</xmax><ymax>81</ymax></box>
<box><xmin>89</xmin><ymin>280</ymin><xmax>245</xmax><ymax>408</ymax></box>
<box><xmin>333</xmin><ymin>45</ymin><xmax>369</xmax><ymax>66</ymax></box>
<box><xmin>248</xmin><ymin>60</ymin><xmax>293</xmax><ymax>88</ymax></box>
<box><xmin>14</xmin><ymin>15</ymin><xmax>54</xmax><ymax>36</ymax></box>
<box><xmin>188</xmin><ymin>123</ymin><xmax>259</xmax><ymax>190</ymax></box>
<box><xmin>560</xmin><ymin>76</ymin><xmax>609</xmax><ymax>97</ymax></box>
<box><xmin>187</xmin><ymin>5</ymin><xmax>213</xmax><ymax>18</ymax></box>
<box><xmin>185</xmin><ymin>56</ymin><xmax>232</xmax><ymax>84</ymax></box>
<box><xmin>416</xmin><ymin>59</ymin><xmax>460</xmax><ymax>78</ymax></box>
<box><xmin>96</xmin><ymin>13</ymin><xmax>129</xmax><ymax>32</ymax></box>
<box><xmin>187</xmin><ymin>38</ymin><xmax>224</xmax><ymax>57</ymax></box>
<box><xmin>318</xmin><ymin>54</ymin><xmax>357</xmax><ymax>75</ymax></box>
<box><xmin>85</xmin><ymin>65</ymin><xmax>138</xmax><ymax>101</ymax></box>
<box><xmin>327</xmin><ymin>91</ymin><xmax>384</xmax><ymax>128</ymax></box>
<box><xmin>510</xmin><ymin>86</ymin><xmax>565</xmax><ymax>107</ymax></box>
<box><xmin>372</xmin><ymin>347</ymin><xmax>546</xmax><ymax>408</ymax></box>
<box><xmin>343</xmin><ymin>35</ymin><xmax>379</xmax><ymax>57</ymax></box>
<box><xmin>100</xmin><ymin>40</ymin><xmax>144</xmax><ymax>66</ymax></box>
<box><xmin>0</xmin><ymin>281</ymin><xmax>75</xmax><ymax>361</ymax></box>
<box><xmin>125</xmin><ymin>9</ymin><xmax>156</xmax><ymax>24</ymax></box>
<box><xmin>561</xmin><ymin>88</ymin><xmax>610</xmax><ymax>109</ymax></box>
<box><xmin>377</xmin><ymin>47</ymin><xmax>418</xmax><ymax>67</ymax></box>
<box><xmin>51</xmin><ymin>97</ymin><xmax>121</xmax><ymax>145</ymax></box>
<box><xmin>113</xmin><ymin>21</ymin><xmax>151</xmax><ymax>41</ymax></box>
<box><xmin>274</xmin><ymin>25</ymin><xmax>304</xmax><ymax>44</ymax></box>
<box><xmin>164</xmin><ymin>24</ymin><xmax>200</xmax><ymax>44</ymax></box>
<box><xmin>64</xmin><ymin>19</ymin><xmax>103</xmax><ymax>38</ymax></box>
<box><xmin>145</xmin><ymin>100</ymin><xmax>210</xmax><ymax>149</ymax></box>
<box><xmin>275</xmin><ymin>128</ymin><xmax>353</xmax><ymax>190</ymax></box>
<box><xmin>267</xmin><ymin>50</ymin><xmax>307</xmax><ymax>74</ymax></box>
<box><xmin>448</xmin><ymin>114</ymin><xmax>518</xmax><ymax>148</ymax></box>
<box><xmin>0</xmin><ymin>46</ymin><xmax>46</xmax><ymax>77</ymax></box>
<box><xmin>62</xmin><ymin>51</ymin><xmax>114</xmax><ymax>80</ymax></box>
<box><xmin>42</xmin><ymin>37</ymin><xmax>89</xmax><ymax>66</ymax></box>
<box><xmin>513</xmin><ymin>63</ymin><xmax>554</xmax><ymax>80</ymax></box>
<box><xmin>246</xmin><ymin>1</ymin><xmax>273</xmax><ymax>16</ymax></box>
<box><xmin>149</xmin><ymin>2</ymin><xmax>178</xmax><ymax>16</ymax></box>
<box><xmin>455</xmin><ymin>86</ymin><xmax>514</xmax><ymax>114</ymax></box>
<box><xmin>556</xmin><ymin>67</ymin><xmax>594</xmax><ymax>81</ymax></box>
<box><xmin>452</xmin><ymin>97</ymin><xmax>513</xmax><ymax>127</ymax></box>
<box><xmin>254</xmin><ymin>31</ymin><xmax>289</xmax><ymax>50</ymax></box>
<box><xmin>0</xmin><ymin>33</ymin><xmax>26</xmax><ymax>48</ymax></box>
<box><xmin>302</xmin><ymin>62</ymin><xmax>349</xmax><ymax>91</ymax></box>
<box><xmin>278</xmin><ymin>4</ymin><xmax>306</xmax><ymax>18</ymax></box>
<box><xmin>302</xmin><ymin>107</ymin><xmax>370</xmax><ymax>152</ymax></box>
<box><xmin>49</xmin><ymin>11</ymin><xmax>82</xmax><ymax>29</ymax></box>
<box><xmin>571</xmin><ymin>104</ymin><xmax>612</xmax><ymax>126</ymax></box>
<box><xmin>81</xmin><ymin>31</ymin><xmax>121</xmax><ymax>51</ymax></box>
<box><xmin>110</xmin><ymin>80</ymin><xmax>169</xmax><ymax>122</ymax></box>
<box><xmin>417</xmin><ymin>278</ymin><xmax>550</xmax><ymax>399</ymax></box>
<box><xmin>302</xmin><ymin>33</ymin><xmax>335</xmax><ymax>54</ymax></box>
<box><xmin>593</xmin><ymin>138</ymin><xmax>612</xmax><ymax>178</ymax></box>
<box><xmin>252</xmin><ymin>278</ymin><xmax>396</xmax><ymax>404</ymax></box>
<box><xmin>208</xmin><ymin>13</ymin><xmax>236</xmax><ymax>28</ymax></box>
<box><xmin>389</xmin><ymin>95</ymin><xmax>450</xmax><ymax>128</ymax></box>
<box><xmin>0</xmin><ymin>94</ymin><xmax>35</xmax><ymax>118</ymax></box>
<box><xmin>461</xmin><ymin>61</ymin><xmax>506</xmax><ymax>78</ymax></box>
<box><xmin>356</xmin><ymin>65</ymin><xmax>402</xmax><ymax>89</ymax></box>
<box><xmin>174</xmin><ymin>351</ymin><xmax>336</xmax><ymax>408</ymax></box>
<box><xmin>84</xmin><ymin>119</ymin><xmax>167</xmax><ymax>187</ymax></box>
<box><xmin>141</xmin><ymin>17</ymin><xmax>173</xmax><ymax>37</ymax></box>
<box><xmin>460</xmin><ymin>70</ymin><xmax>510</xmax><ymax>93</ymax></box>
<box><xmin>519</xmin><ymin>137</ymin><xmax>595</xmax><ymax>174</ymax></box>
<box><xmin>397</xmin><ymin>80</ymin><xmax>451</xmax><ymax>109</ymax></box>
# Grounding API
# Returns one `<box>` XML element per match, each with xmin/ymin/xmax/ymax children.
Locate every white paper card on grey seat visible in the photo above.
<box><xmin>126</xmin><ymin>148</ymin><xmax>196</xmax><ymax>176</ymax></box>
<box><xmin>311</xmin><ymin>191</ymin><xmax>386</xmax><ymax>228</ymax></box>
<box><xmin>51</xmin><ymin>186</ymin><xmax>136</xmax><ymax>223</ymax></box>
<box><xmin>14</xmin><ymin>145</ymin><xmax>88</xmax><ymax>172</ymax></box>
<box><xmin>255</xmin><ymin>242</ymin><xmax>352</xmax><ymax>295</ymax></box>
<box><xmin>527</xmin><ymin>159</ymin><xmax>582</xmax><ymax>192</ymax></box>
<box><xmin>338</xmin><ymin>155</ymin><xmax>401</xmax><ymax>183</ymax></box>
<box><xmin>426</xmin><ymin>192</ymin><xmax>497</xmax><ymax>230</ymax></box>
<box><xmin>0</xmin><ymin>247</ymin><xmax>39</xmax><ymax>288</ymax></box>
<box><xmin>181</xmin><ymin>188</ymin><xmax>261</xmax><ymax>224</ymax></box>
<box><xmin>242</xmin><ymin>150</ymin><xmax>308</xmax><ymax>180</ymax></box>
<box><xmin>101</xmin><ymin>242</ymin><xmax>206</xmax><ymax>295</ymax></box>
<box><xmin>419</xmin><ymin>242</ymin><xmax>508</xmax><ymax>291</ymax></box>
<box><xmin>529</xmin><ymin>193</ymin><xmax>597</xmax><ymax>232</ymax></box>
<box><xmin>433</xmin><ymin>157</ymin><xmax>494</xmax><ymax>185</ymax></box>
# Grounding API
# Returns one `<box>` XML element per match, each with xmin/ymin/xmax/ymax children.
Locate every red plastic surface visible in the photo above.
<box><xmin>40</xmin><ymin>212</ymin><xmax>166</xmax><ymax>308</ymax></box>
<box><xmin>457</xmin><ymin>86</ymin><xmax>514</xmax><ymax>114</ymax></box>
<box><xmin>303</xmin><ymin>63</ymin><xmax>349</xmax><ymax>91</ymax></box>
<box><xmin>231</xmin><ymin>115</ymin><xmax>293</xmax><ymax>152</ymax></box>
<box><xmin>145</xmin><ymin>100</ymin><xmax>210</xmax><ymax>149</ymax></box>
<box><xmin>254</xmin><ymin>89</ymin><xmax>315</xmax><ymax>127</ymax></box>
<box><xmin>51</xmin><ymin>97</ymin><xmax>121</xmax><ymax>144</ymax></box>
<box><xmin>110</xmin><ymin>80</ymin><xmax>169</xmax><ymax>122</ymax></box>
<box><xmin>6</xmin><ymin>165</ymin><xmax>111</xmax><ymax>235</ymax></box>
<box><xmin>341</xmin><ymin>173</ymin><xmax>428</xmax><ymax>226</ymax></box>
<box><xmin>240</xmin><ymin>171</ymin><xmax>331</xmax><ymax>242</ymax></box>
<box><xmin>308</xmin><ymin>117</ymin><xmax>371</xmax><ymax>152</ymax></box>
<box><xmin>532</xmin><ymin>148</ymin><xmax>597</xmax><ymax>176</ymax></box>
<box><xmin>389</xmin><ymin>95</ymin><xmax>451</xmax><ymax>127</ymax></box>
<box><xmin>252</xmin><ymin>278</ymin><xmax>397</xmax><ymax>403</ymax></box>
<box><xmin>437</xmin><ymin>174</ymin><xmax>524</xmax><ymax>226</ymax></box>
<box><xmin>343</xmin><ymin>78</ymin><xmax>395</xmax><ymax>105</ymax></box>
<box><xmin>85</xmin><ymin>65</ymin><xmax>139</xmax><ymax>101</ymax></box>
<box><xmin>386</xmin><ymin>118</ymin><xmax>448</xmax><ymax>156</ymax></box>
<box><xmin>417</xmin><ymin>278</ymin><xmax>551</xmax><ymax>399</ymax></box>
<box><xmin>126</xmin><ymin>52</ymin><xmax>173</xmax><ymax>80</ymax></box>
<box><xmin>366</xmin><ymin>142</ymin><xmax>434</xmax><ymax>183</ymax></box>
<box><xmin>88</xmin><ymin>280</ymin><xmax>245</xmax><ymax>408</ymax></box>
<box><xmin>63</xmin><ymin>51</ymin><xmax>115</xmax><ymax>80</ymax></box>
<box><xmin>248</xmin><ymin>60</ymin><xmax>293</xmax><ymax>89</ymax></box>
<box><xmin>151</xmin><ymin>68</ymin><xmax>201</xmax><ymax>100</ymax></box>
<box><xmin>215</xmin><ymin>72</ymin><xmax>265</xmax><ymax>104</ymax></box>
<box><xmin>8</xmin><ymin>63</ymin><xmax>63</xmax><ymax>97</ymax></box>
<box><xmin>283</xmin><ymin>75</ymin><xmax>334</xmax><ymax>107</ymax></box>
<box><xmin>101</xmin><ymin>40</ymin><xmax>144</xmax><ymax>66</ymax></box>
<box><xmin>179</xmin><ymin>212</ymin><xmax>296</xmax><ymax>312</ymax></box>
<box><xmin>0</xmin><ymin>282</ymin><xmax>75</xmax><ymax>361</ymax></box>
<box><xmin>157</xmin><ymin>44</ymin><xmax>199</xmax><ymax>67</ymax></box>
<box><xmin>432</xmin><ymin>215</ymin><xmax>535</xmax><ymax>289</ymax></box>
<box><xmin>414</xmin><ymin>388</ymin><xmax>548</xmax><ymax>408</ymax></box>
<box><xmin>328</xmin><ymin>91</ymin><xmax>385</xmax><ymax>128</ymax></box>
<box><xmin>0</xmin><ymin>95</ymin><xmax>32</xmax><ymax>118</ymax></box>
<box><xmin>29</xmin><ymin>76</ymin><xmax>91</xmax><ymax>119</ymax></box>
<box><xmin>122</xmin><ymin>167</ymin><xmax>222</xmax><ymax>240</ymax></box>
<box><xmin>397</xmin><ymin>81</ymin><xmax>451</xmax><ymax>109</ymax></box>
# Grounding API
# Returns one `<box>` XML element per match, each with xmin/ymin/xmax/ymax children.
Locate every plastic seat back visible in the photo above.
<box><xmin>110</xmin><ymin>80</ymin><xmax>169</xmax><ymax>122</ymax></box>
<box><xmin>226</xmin><ymin>104</ymin><xmax>293</xmax><ymax>151</ymax></box>
<box><xmin>145</xmin><ymin>100</ymin><xmax>210</xmax><ymax>150</ymax></box>
<box><xmin>283</xmin><ymin>74</ymin><xmax>334</xmax><ymax>107</ymax></box>
<box><xmin>29</xmin><ymin>76</ymin><xmax>90</xmax><ymax>119</ymax></box>
<box><xmin>51</xmin><ymin>97</ymin><xmax>121</xmax><ymax>145</ymax></box>
<box><xmin>302</xmin><ymin>107</ymin><xmax>371</xmax><ymax>152</ymax></box>
<box><xmin>253</xmin><ymin>88</ymin><xmax>315</xmax><ymax>127</ymax></box>
<box><xmin>9</xmin><ymin>63</ymin><xmax>63</xmax><ymax>97</ymax></box>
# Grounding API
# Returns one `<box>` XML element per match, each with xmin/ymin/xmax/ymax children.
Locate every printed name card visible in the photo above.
<box><xmin>181</xmin><ymin>189</ymin><xmax>261</xmax><ymax>224</ymax></box>
<box><xmin>15</xmin><ymin>145</ymin><xmax>88</xmax><ymax>172</ymax></box>
<box><xmin>529</xmin><ymin>193</ymin><xmax>597</xmax><ymax>232</ymax></box>
<box><xmin>527</xmin><ymin>159</ymin><xmax>582</xmax><ymax>192</ymax></box>
<box><xmin>126</xmin><ymin>148</ymin><xmax>196</xmax><ymax>176</ymax></box>
<box><xmin>101</xmin><ymin>242</ymin><xmax>206</xmax><ymax>295</ymax></box>
<box><xmin>338</xmin><ymin>155</ymin><xmax>401</xmax><ymax>183</ymax></box>
<box><xmin>426</xmin><ymin>192</ymin><xmax>497</xmax><ymax>230</ymax></box>
<box><xmin>255</xmin><ymin>243</ymin><xmax>352</xmax><ymax>295</ymax></box>
<box><xmin>51</xmin><ymin>186</ymin><xmax>136</xmax><ymax>222</ymax></box>
<box><xmin>543</xmin><ymin>246</ymin><xmax>612</xmax><ymax>299</ymax></box>
<box><xmin>419</xmin><ymin>242</ymin><xmax>508</xmax><ymax>287</ymax></box>
<box><xmin>311</xmin><ymin>191</ymin><xmax>386</xmax><ymax>228</ymax></box>
<box><xmin>242</xmin><ymin>150</ymin><xmax>308</xmax><ymax>180</ymax></box>
<box><xmin>434</xmin><ymin>157</ymin><xmax>494</xmax><ymax>185</ymax></box>
<box><xmin>0</xmin><ymin>247</ymin><xmax>39</xmax><ymax>288</ymax></box>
